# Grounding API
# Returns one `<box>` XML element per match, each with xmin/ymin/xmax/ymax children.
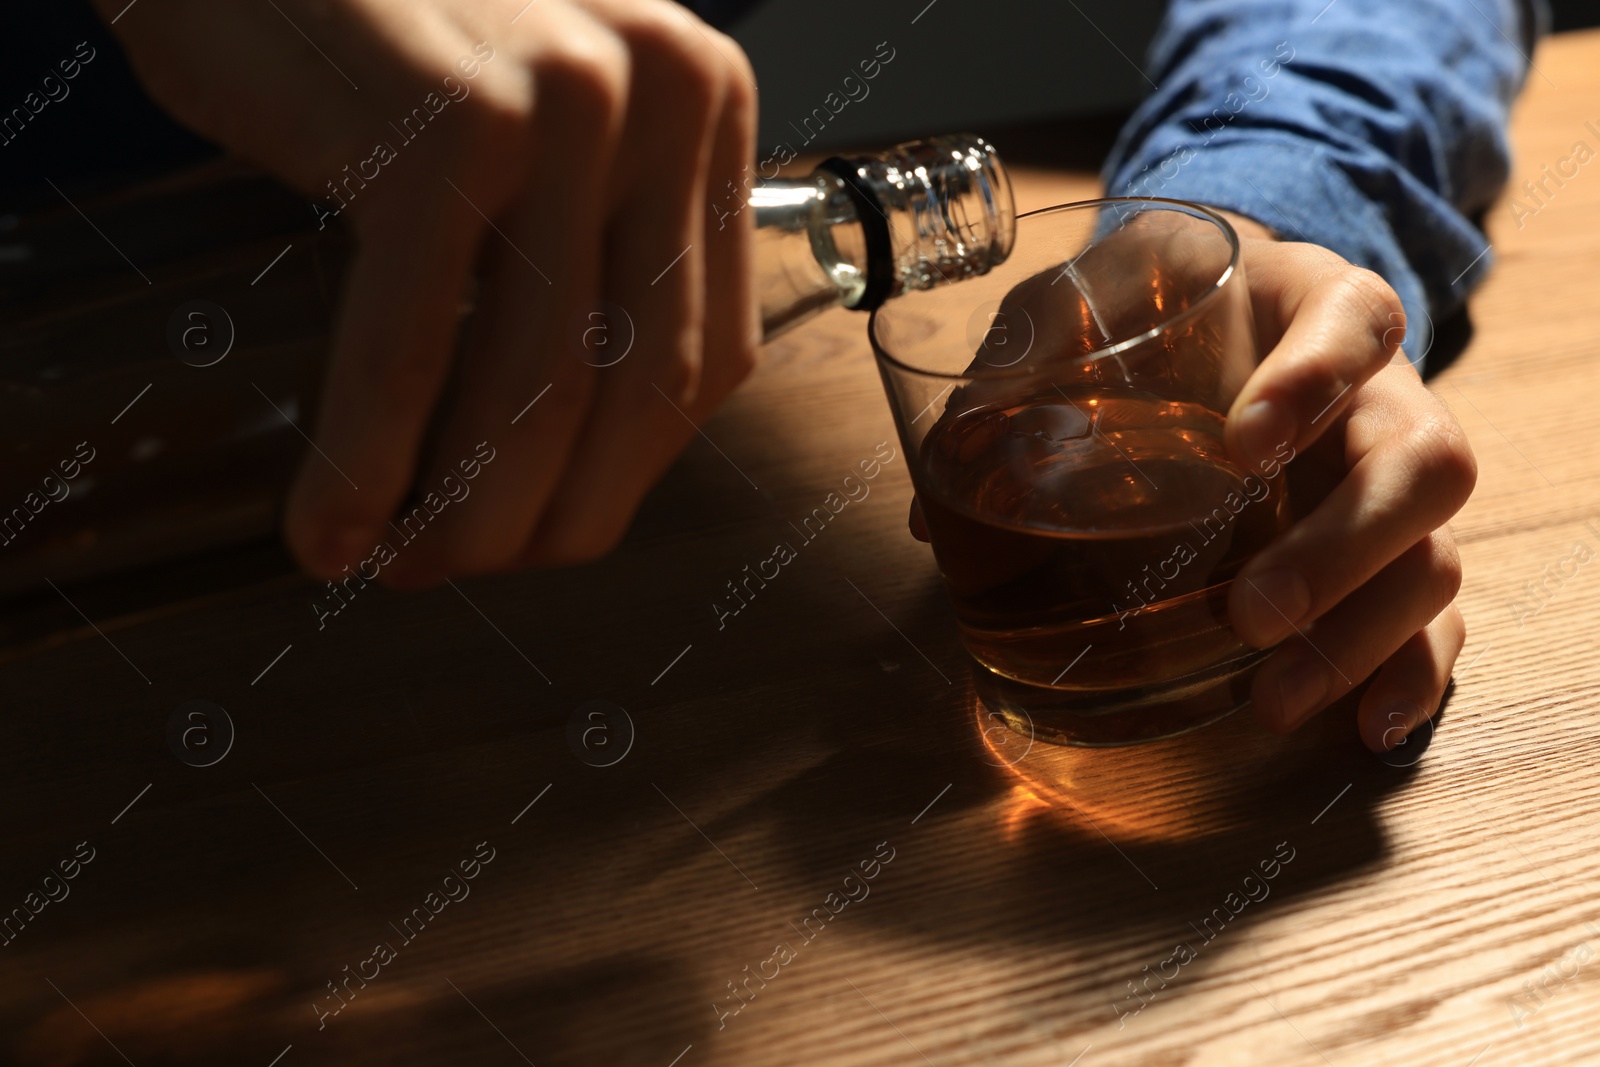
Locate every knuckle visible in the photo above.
<box><xmin>720</xmin><ymin>56</ymin><xmax>757</xmax><ymax>135</ymax></box>
<box><xmin>1333</xmin><ymin>267</ymin><xmax>1406</xmax><ymax>353</ymax></box>
<box><xmin>1448</xmin><ymin>601</ymin><xmax>1467</xmax><ymax>649</ymax></box>
<box><xmin>457</xmin><ymin>77</ymin><xmax>535</xmax><ymax>139</ymax></box>
<box><xmin>652</xmin><ymin>341</ymin><xmax>701</xmax><ymax>405</ymax></box>
<box><xmin>620</xmin><ymin>3</ymin><xmax>726</xmax><ymax>112</ymax></box>
<box><xmin>1285</xmin><ymin>242</ymin><xmax>1348</xmax><ymax>278</ymax></box>
<box><xmin>1307</xmin><ymin>244</ymin><xmax>1349</xmax><ymax>269</ymax></box>
<box><xmin>1426</xmin><ymin>530</ymin><xmax>1464</xmax><ymax>607</ymax></box>
<box><xmin>540</xmin><ymin>30</ymin><xmax>631</xmax><ymax>119</ymax></box>
<box><xmin>446</xmin><ymin>80</ymin><xmax>537</xmax><ymax>191</ymax></box>
<box><xmin>1400</xmin><ymin>409</ymin><xmax>1479</xmax><ymax>508</ymax></box>
<box><xmin>708</xmin><ymin>28</ymin><xmax>758</xmax><ymax>106</ymax></box>
<box><xmin>1439</xmin><ymin>431</ymin><xmax>1479</xmax><ymax>506</ymax></box>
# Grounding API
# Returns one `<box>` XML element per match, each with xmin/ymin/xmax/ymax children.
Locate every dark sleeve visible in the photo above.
<box><xmin>1101</xmin><ymin>0</ymin><xmax>1548</xmax><ymax>370</ymax></box>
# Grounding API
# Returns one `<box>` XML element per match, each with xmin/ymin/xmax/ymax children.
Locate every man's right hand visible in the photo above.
<box><xmin>96</xmin><ymin>0</ymin><xmax>761</xmax><ymax>583</ymax></box>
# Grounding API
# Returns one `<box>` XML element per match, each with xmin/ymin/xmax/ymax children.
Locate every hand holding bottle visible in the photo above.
<box><xmin>95</xmin><ymin>0</ymin><xmax>761</xmax><ymax>583</ymax></box>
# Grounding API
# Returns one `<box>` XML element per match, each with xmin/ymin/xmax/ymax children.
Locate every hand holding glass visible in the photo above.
<box><xmin>873</xmin><ymin>199</ymin><xmax>1291</xmax><ymax>746</ymax></box>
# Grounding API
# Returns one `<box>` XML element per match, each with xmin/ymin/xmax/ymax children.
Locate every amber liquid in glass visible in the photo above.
<box><xmin>918</xmin><ymin>385</ymin><xmax>1290</xmax><ymax>744</ymax></box>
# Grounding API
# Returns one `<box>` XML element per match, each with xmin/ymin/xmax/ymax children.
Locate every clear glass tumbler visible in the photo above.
<box><xmin>871</xmin><ymin>198</ymin><xmax>1290</xmax><ymax>746</ymax></box>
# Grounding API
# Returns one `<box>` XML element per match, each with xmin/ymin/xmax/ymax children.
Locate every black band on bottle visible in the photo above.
<box><xmin>818</xmin><ymin>156</ymin><xmax>894</xmax><ymax>311</ymax></box>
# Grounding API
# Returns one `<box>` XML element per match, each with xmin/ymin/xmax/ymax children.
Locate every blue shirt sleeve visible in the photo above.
<box><xmin>1101</xmin><ymin>0</ymin><xmax>1547</xmax><ymax>370</ymax></box>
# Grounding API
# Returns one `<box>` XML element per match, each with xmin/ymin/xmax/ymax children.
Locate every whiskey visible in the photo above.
<box><xmin>917</xmin><ymin>386</ymin><xmax>1292</xmax><ymax>743</ymax></box>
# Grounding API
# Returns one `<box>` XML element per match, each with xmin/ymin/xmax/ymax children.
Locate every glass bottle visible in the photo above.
<box><xmin>0</xmin><ymin>133</ymin><xmax>1014</xmax><ymax>642</ymax></box>
<box><xmin>750</xmin><ymin>133</ymin><xmax>1014</xmax><ymax>337</ymax></box>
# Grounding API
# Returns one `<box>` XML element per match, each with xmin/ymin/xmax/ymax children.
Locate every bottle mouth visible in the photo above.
<box><xmin>838</xmin><ymin>133</ymin><xmax>1016</xmax><ymax>305</ymax></box>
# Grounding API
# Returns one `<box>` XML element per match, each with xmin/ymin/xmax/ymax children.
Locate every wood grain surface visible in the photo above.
<box><xmin>2</xmin><ymin>27</ymin><xmax>1599</xmax><ymax>1067</ymax></box>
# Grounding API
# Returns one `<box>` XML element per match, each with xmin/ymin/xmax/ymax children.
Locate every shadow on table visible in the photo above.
<box><xmin>0</xmin><ymin>387</ymin><xmax>1444</xmax><ymax>1064</ymax></box>
<box><xmin>635</xmin><ymin>565</ymin><xmax>1440</xmax><ymax>1046</ymax></box>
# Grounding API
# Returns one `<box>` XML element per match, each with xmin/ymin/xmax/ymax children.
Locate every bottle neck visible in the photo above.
<box><xmin>753</xmin><ymin>134</ymin><xmax>1015</xmax><ymax>340</ymax></box>
<box><xmin>751</xmin><ymin>171</ymin><xmax>869</xmax><ymax>338</ymax></box>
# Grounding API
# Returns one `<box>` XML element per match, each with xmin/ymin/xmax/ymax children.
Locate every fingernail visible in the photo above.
<box><xmin>1264</xmin><ymin>654</ymin><xmax>1327</xmax><ymax>732</ymax></box>
<box><xmin>1233</xmin><ymin>399</ymin><xmax>1296</xmax><ymax>468</ymax></box>
<box><xmin>1236</xmin><ymin>568</ymin><xmax>1311</xmax><ymax>646</ymax></box>
<box><xmin>1375</xmin><ymin>700</ymin><xmax>1425</xmax><ymax>751</ymax></box>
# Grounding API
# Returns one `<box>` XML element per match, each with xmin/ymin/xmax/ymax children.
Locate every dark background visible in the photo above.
<box><xmin>0</xmin><ymin>1</ymin><xmax>1595</xmax><ymax>194</ymax></box>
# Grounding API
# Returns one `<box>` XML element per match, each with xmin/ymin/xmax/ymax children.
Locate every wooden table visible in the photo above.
<box><xmin>2</xmin><ymin>27</ymin><xmax>1599</xmax><ymax>1067</ymax></box>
